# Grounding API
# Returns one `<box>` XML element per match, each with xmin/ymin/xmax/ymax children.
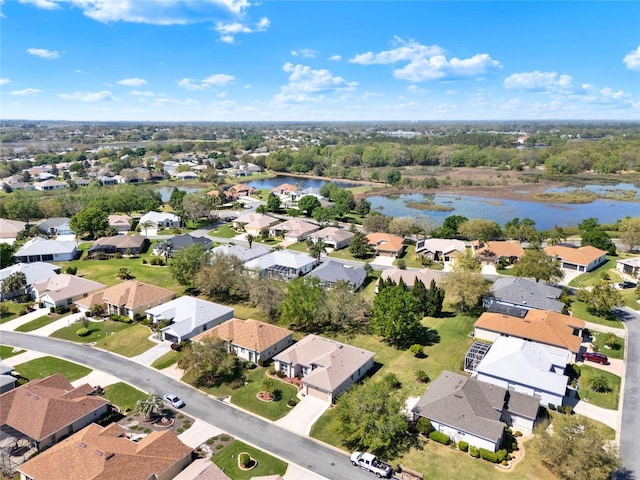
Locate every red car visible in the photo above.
<box><xmin>582</xmin><ymin>352</ymin><xmax>608</xmax><ymax>364</ymax></box>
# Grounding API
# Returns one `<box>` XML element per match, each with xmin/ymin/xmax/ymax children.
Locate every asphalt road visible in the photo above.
<box><xmin>618</xmin><ymin>306</ymin><xmax>640</xmax><ymax>476</ymax></box>
<box><xmin>1</xmin><ymin>332</ymin><xmax>375</xmax><ymax>480</ymax></box>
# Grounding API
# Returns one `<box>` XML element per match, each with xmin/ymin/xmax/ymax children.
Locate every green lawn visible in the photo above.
<box><xmin>212</xmin><ymin>440</ymin><xmax>288</xmax><ymax>480</ymax></box>
<box><xmin>577</xmin><ymin>365</ymin><xmax>621</xmax><ymax>410</ymax></box>
<box><xmin>230</xmin><ymin>302</ymin><xmax>269</xmax><ymax>322</ymax></box>
<box><xmin>53</xmin><ymin>243</ymin><xmax>184</xmax><ymax>294</ymax></box>
<box><xmin>590</xmin><ymin>332</ymin><xmax>625</xmax><ymax>360</ymax></box>
<box><xmin>102</xmin><ymin>382</ymin><xmax>148</xmax><ymax>411</ymax></box>
<box><xmin>151</xmin><ymin>350</ymin><xmax>181</xmax><ymax>369</ymax></box>
<box><xmin>230</xmin><ymin>369</ymin><xmax>299</xmax><ymax>421</ymax></box>
<box><xmin>568</xmin><ymin>257</ymin><xmax>622</xmax><ymax>288</ymax></box>
<box><xmin>570</xmin><ymin>298</ymin><xmax>623</xmax><ymax>327</ymax></box>
<box><xmin>0</xmin><ymin>302</ymin><xmax>30</xmax><ymax>324</ymax></box>
<box><xmin>208</xmin><ymin>224</ymin><xmax>238</xmax><ymax>238</ymax></box>
<box><xmin>14</xmin><ymin>356</ymin><xmax>91</xmax><ymax>382</ymax></box>
<box><xmin>620</xmin><ymin>288</ymin><xmax>640</xmax><ymax>310</ymax></box>
<box><xmin>0</xmin><ymin>345</ymin><xmax>25</xmax><ymax>358</ymax></box>
<box><xmin>50</xmin><ymin>319</ymin><xmax>133</xmax><ymax>343</ymax></box>
<box><xmin>14</xmin><ymin>314</ymin><xmax>64</xmax><ymax>332</ymax></box>
<box><xmin>394</xmin><ymin>245</ymin><xmax>427</xmax><ymax>269</ymax></box>
<box><xmin>327</xmin><ymin>248</ymin><xmax>374</xmax><ymax>263</ymax></box>
<box><xmin>97</xmin><ymin>324</ymin><xmax>156</xmax><ymax>357</ymax></box>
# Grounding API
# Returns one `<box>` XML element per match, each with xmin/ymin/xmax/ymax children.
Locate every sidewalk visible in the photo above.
<box><xmin>0</xmin><ymin>306</ymin><xmax>49</xmax><ymax>331</ymax></box>
<box><xmin>130</xmin><ymin>339</ymin><xmax>173</xmax><ymax>367</ymax></box>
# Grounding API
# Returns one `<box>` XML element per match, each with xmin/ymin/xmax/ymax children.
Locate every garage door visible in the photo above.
<box><xmin>307</xmin><ymin>386</ymin><xmax>330</xmax><ymax>402</ymax></box>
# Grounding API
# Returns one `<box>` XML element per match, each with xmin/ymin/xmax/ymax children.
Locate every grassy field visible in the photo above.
<box><xmin>230</xmin><ymin>302</ymin><xmax>269</xmax><ymax>322</ymax></box>
<box><xmin>151</xmin><ymin>350</ymin><xmax>181</xmax><ymax>369</ymax></box>
<box><xmin>590</xmin><ymin>332</ymin><xmax>625</xmax><ymax>360</ymax></box>
<box><xmin>97</xmin><ymin>324</ymin><xmax>156</xmax><ymax>357</ymax></box>
<box><xmin>102</xmin><ymin>382</ymin><xmax>148</xmax><ymax>411</ymax></box>
<box><xmin>53</xmin><ymin>242</ymin><xmax>185</xmax><ymax>294</ymax></box>
<box><xmin>208</xmin><ymin>224</ymin><xmax>238</xmax><ymax>238</ymax></box>
<box><xmin>14</xmin><ymin>356</ymin><xmax>91</xmax><ymax>382</ymax></box>
<box><xmin>570</xmin><ymin>299</ymin><xmax>623</xmax><ymax>327</ymax></box>
<box><xmin>577</xmin><ymin>365</ymin><xmax>621</xmax><ymax>410</ymax></box>
<box><xmin>50</xmin><ymin>319</ymin><xmax>133</xmax><ymax>343</ymax></box>
<box><xmin>0</xmin><ymin>302</ymin><xmax>30</xmax><ymax>324</ymax></box>
<box><xmin>0</xmin><ymin>345</ymin><xmax>25</xmax><ymax>358</ymax></box>
<box><xmin>212</xmin><ymin>440</ymin><xmax>288</xmax><ymax>480</ymax></box>
<box><xmin>14</xmin><ymin>314</ymin><xmax>65</xmax><ymax>332</ymax></box>
<box><xmin>568</xmin><ymin>257</ymin><xmax>622</xmax><ymax>288</ymax></box>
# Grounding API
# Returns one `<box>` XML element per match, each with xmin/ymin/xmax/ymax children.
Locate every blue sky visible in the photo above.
<box><xmin>1</xmin><ymin>0</ymin><xmax>639</xmax><ymax>122</ymax></box>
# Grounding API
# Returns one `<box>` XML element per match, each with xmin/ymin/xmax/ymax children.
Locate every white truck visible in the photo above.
<box><xmin>350</xmin><ymin>451</ymin><xmax>394</xmax><ymax>478</ymax></box>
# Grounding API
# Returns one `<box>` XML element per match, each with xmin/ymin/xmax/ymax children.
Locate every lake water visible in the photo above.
<box><xmin>154</xmin><ymin>186</ymin><xmax>204</xmax><ymax>202</ymax></box>
<box><xmin>243</xmin><ymin>176</ymin><xmax>356</xmax><ymax>190</ymax></box>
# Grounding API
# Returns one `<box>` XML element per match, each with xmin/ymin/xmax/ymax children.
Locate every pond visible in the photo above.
<box><xmin>243</xmin><ymin>175</ymin><xmax>357</xmax><ymax>190</ymax></box>
<box><xmin>153</xmin><ymin>186</ymin><xmax>204</xmax><ymax>202</ymax></box>
<box><xmin>367</xmin><ymin>192</ymin><xmax>640</xmax><ymax>231</ymax></box>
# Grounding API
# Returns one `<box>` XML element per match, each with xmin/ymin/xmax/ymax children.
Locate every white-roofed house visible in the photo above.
<box><xmin>0</xmin><ymin>218</ymin><xmax>26</xmax><ymax>245</ymax></box>
<box><xmin>209</xmin><ymin>243</ymin><xmax>271</xmax><ymax>263</ymax></box>
<box><xmin>146</xmin><ymin>296</ymin><xmax>235</xmax><ymax>343</ymax></box>
<box><xmin>15</xmin><ymin>237</ymin><xmax>78</xmax><ymax>263</ymax></box>
<box><xmin>473</xmin><ymin>336</ymin><xmax>570</xmax><ymax>410</ymax></box>
<box><xmin>139</xmin><ymin>211</ymin><xmax>181</xmax><ymax>233</ymax></box>
<box><xmin>243</xmin><ymin>250</ymin><xmax>317</xmax><ymax>280</ymax></box>
<box><xmin>0</xmin><ymin>262</ymin><xmax>61</xmax><ymax>301</ymax></box>
<box><xmin>307</xmin><ymin>227</ymin><xmax>354</xmax><ymax>250</ymax></box>
<box><xmin>415</xmin><ymin>238</ymin><xmax>467</xmax><ymax>263</ymax></box>
<box><xmin>273</xmin><ymin>334</ymin><xmax>375</xmax><ymax>403</ymax></box>
<box><xmin>33</xmin><ymin>179</ymin><xmax>67</xmax><ymax>191</ymax></box>
<box><xmin>33</xmin><ymin>274</ymin><xmax>106</xmax><ymax>310</ymax></box>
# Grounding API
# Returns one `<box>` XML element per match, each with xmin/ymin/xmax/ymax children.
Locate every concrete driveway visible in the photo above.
<box><xmin>371</xmin><ymin>255</ymin><xmax>395</xmax><ymax>267</ymax></box>
<box><xmin>274</xmin><ymin>395</ymin><xmax>329</xmax><ymax>436</ymax></box>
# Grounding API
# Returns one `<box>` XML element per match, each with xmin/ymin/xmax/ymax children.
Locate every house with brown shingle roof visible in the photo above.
<box><xmin>271</xmin><ymin>183</ymin><xmax>300</xmax><ymax>201</ymax></box>
<box><xmin>107</xmin><ymin>214</ymin><xmax>132</xmax><ymax>233</ymax></box>
<box><xmin>273</xmin><ymin>334</ymin><xmax>375</xmax><ymax>403</ymax></box>
<box><xmin>87</xmin><ymin>234</ymin><xmax>148</xmax><ymax>258</ymax></box>
<box><xmin>229</xmin><ymin>184</ymin><xmax>257</xmax><ymax>197</ymax></box>
<box><xmin>75</xmin><ymin>280</ymin><xmax>176</xmax><ymax>320</ymax></box>
<box><xmin>193</xmin><ymin>318</ymin><xmax>293</xmax><ymax>364</ymax></box>
<box><xmin>269</xmin><ymin>218</ymin><xmax>320</xmax><ymax>242</ymax></box>
<box><xmin>471</xmin><ymin>240</ymin><xmax>524</xmax><ymax>265</ymax></box>
<box><xmin>32</xmin><ymin>274</ymin><xmax>105</xmax><ymax>310</ymax></box>
<box><xmin>474</xmin><ymin>309</ymin><xmax>585</xmax><ymax>356</ymax></box>
<box><xmin>366</xmin><ymin>233</ymin><xmax>405</xmax><ymax>257</ymax></box>
<box><xmin>543</xmin><ymin>245</ymin><xmax>607</xmax><ymax>272</ymax></box>
<box><xmin>0</xmin><ymin>374</ymin><xmax>109</xmax><ymax>453</ymax></box>
<box><xmin>17</xmin><ymin>423</ymin><xmax>192</xmax><ymax>480</ymax></box>
<box><xmin>232</xmin><ymin>213</ymin><xmax>280</xmax><ymax>236</ymax></box>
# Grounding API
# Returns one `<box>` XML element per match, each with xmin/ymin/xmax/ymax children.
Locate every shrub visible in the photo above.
<box><xmin>565</xmin><ymin>406</ymin><xmax>573</xmax><ymax>415</ymax></box>
<box><xmin>382</xmin><ymin>372</ymin><xmax>402</xmax><ymax>389</ymax></box>
<box><xmin>65</xmin><ymin>266</ymin><xmax>77</xmax><ymax>275</ymax></box>
<box><xmin>415</xmin><ymin>370</ymin><xmax>430</xmax><ymax>383</ymax></box>
<box><xmin>416</xmin><ymin>417</ymin><xmax>433</xmax><ymax>435</ymax></box>
<box><xmin>502</xmin><ymin>460</ymin><xmax>508</xmax><ymax>466</ymax></box>
<box><xmin>548</xmin><ymin>403</ymin><xmax>556</xmax><ymax>411</ymax></box>
<box><xmin>514</xmin><ymin>430</ymin><xmax>522</xmax><ymax>437</ymax></box>
<box><xmin>220</xmin><ymin>435</ymin><xmax>230</xmax><ymax>442</ymax></box>
<box><xmin>142</xmin><ymin>259</ymin><xmax>148</xmax><ymax>265</ymax></box>
<box><xmin>239</xmin><ymin>452</ymin><xmax>251</xmax><ymax>468</ymax></box>
<box><xmin>157</xmin><ymin>259</ymin><xmax>165</xmax><ymax>266</ymax></box>
<box><xmin>409</xmin><ymin>344</ymin><xmax>423</xmax><ymax>357</ymax></box>
<box><xmin>557</xmin><ymin>405</ymin><xmax>566</xmax><ymax>414</ymax></box>
<box><xmin>176</xmin><ymin>427</ymin><xmax>184</xmax><ymax>434</ymax></box>
<box><xmin>76</xmin><ymin>327</ymin><xmax>90</xmax><ymax>337</ymax></box>
<box><xmin>55</xmin><ymin>305</ymin><xmax>68</xmax><ymax>315</ymax></box>
<box><xmin>276</xmin><ymin>370</ymin><xmax>285</xmax><ymax>378</ymax></box>
<box><xmin>215</xmin><ymin>444</ymin><xmax>223</xmax><ymax>450</ymax></box>
<box><xmin>70</xmin><ymin>305</ymin><xmax>79</xmax><ymax>313</ymax></box>
<box><xmin>469</xmin><ymin>445</ymin><xmax>480</xmax><ymax>458</ymax></box>
<box><xmin>267</xmin><ymin>367</ymin><xmax>276</xmax><ymax>375</ymax></box>
<box><xmin>206</xmin><ymin>438</ymin><xmax>215</xmax><ymax>445</ymax></box>
<box><xmin>49</xmin><ymin>306</ymin><xmax>55</xmax><ymax>314</ymax></box>
<box><xmin>479</xmin><ymin>448</ymin><xmax>498</xmax><ymax>463</ymax></box>
<box><xmin>150</xmin><ymin>258</ymin><xmax>158</xmax><ymax>265</ymax></box>
<box><xmin>114</xmin><ymin>252</ymin><xmax>123</xmax><ymax>259</ymax></box>
<box><xmin>428</xmin><ymin>431</ymin><xmax>450</xmax><ymax>445</ymax></box>
<box><xmin>397</xmin><ymin>259</ymin><xmax>407</xmax><ymax>270</ymax></box>
<box><xmin>458</xmin><ymin>441</ymin><xmax>469</xmax><ymax>452</ymax></box>
<box><xmin>496</xmin><ymin>449</ymin><xmax>508</xmax><ymax>463</ymax></box>
<box><xmin>287</xmin><ymin>397</ymin><xmax>298</xmax><ymax>407</ymax></box>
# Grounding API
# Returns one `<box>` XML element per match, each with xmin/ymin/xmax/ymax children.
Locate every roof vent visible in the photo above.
<box><xmin>79</xmin><ymin>443</ymin><xmax>87</xmax><ymax>448</ymax></box>
<box><xmin>96</xmin><ymin>450</ymin><xmax>103</xmax><ymax>456</ymax></box>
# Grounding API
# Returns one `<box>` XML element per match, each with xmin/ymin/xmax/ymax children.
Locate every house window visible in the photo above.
<box><xmin>42</xmin><ymin>254</ymin><xmax>54</xmax><ymax>261</ymax></box>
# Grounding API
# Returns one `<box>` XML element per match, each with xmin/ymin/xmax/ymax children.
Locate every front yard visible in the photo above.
<box><xmin>0</xmin><ymin>302</ymin><xmax>31</xmax><ymax>324</ymax></box>
<box><xmin>13</xmin><ymin>356</ymin><xmax>92</xmax><ymax>382</ymax></box>
<box><xmin>577</xmin><ymin>365</ymin><xmax>621</xmax><ymax>410</ymax></box>
<box><xmin>101</xmin><ymin>382</ymin><xmax>147</xmax><ymax>412</ymax></box>
<box><xmin>0</xmin><ymin>345</ymin><xmax>25</xmax><ymax>358</ymax></box>
<box><xmin>212</xmin><ymin>440</ymin><xmax>288</xmax><ymax>480</ymax></box>
<box><xmin>14</xmin><ymin>312</ymin><xmax>69</xmax><ymax>333</ymax></box>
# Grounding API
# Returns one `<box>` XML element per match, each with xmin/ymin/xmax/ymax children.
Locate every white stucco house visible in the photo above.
<box><xmin>15</xmin><ymin>237</ymin><xmax>78</xmax><ymax>263</ymax></box>
<box><xmin>139</xmin><ymin>211</ymin><xmax>181</xmax><ymax>230</ymax></box>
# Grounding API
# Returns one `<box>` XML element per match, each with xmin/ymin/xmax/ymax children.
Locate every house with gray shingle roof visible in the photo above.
<box><xmin>38</xmin><ymin>217</ymin><xmax>73</xmax><ymax>236</ymax></box>
<box><xmin>146</xmin><ymin>296</ymin><xmax>235</xmax><ymax>343</ymax></box>
<box><xmin>411</xmin><ymin>371</ymin><xmax>538</xmax><ymax>452</ymax></box>
<box><xmin>243</xmin><ymin>250</ymin><xmax>317</xmax><ymax>280</ymax></box>
<box><xmin>0</xmin><ymin>363</ymin><xmax>16</xmax><ymax>394</ymax></box>
<box><xmin>307</xmin><ymin>260</ymin><xmax>366</xmax><ymax>290</ymax></box>
<box><xmin>15</xmin><ymin>237</ymin><xmax>78</xmax><ymax>263</ymax></box>
<box><xmin>273</xmin><ymin>334</ymin><xmax>374</xmax><ymax>403</ymax></box>
<box><xmin>308</xmin><ymin>227</ymin><xmax>353</xmax><ymax>250</ymax></box>
<box><xmin>484</xmin><ymin>277</ymin><xmax>564</xmax><ymax>313</ymax></box>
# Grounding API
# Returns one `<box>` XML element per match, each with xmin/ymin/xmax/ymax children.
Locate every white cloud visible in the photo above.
<box><xmin>291</xmin><ymin>49</ymin><xmax>317</xmax><ymax>58</ymax></box>
<box><xmin>130</xmin><ymin>90</ymin><xmax>154</xmax><ymax>97</ymax></box>
<box><xmin>74</xmin><ymin>69</ymin><xmax>86</xmax><ymax>74</ymax></box>
<box><xmin>504</xmin><ymin>71</ymin><xmax>573</xmax><ymax>92</ymax></box>
<box><xmin>350</xmin><ymin>37</ymin><xmax>501</xmax><ymax>82</ymax></box>
<box><xmin>0</xmin><ymin>78</ymin><xmax>11</xmax><ymax>85</ymax></box>
<box><xmin>329</xmin><ymin>55</ymin><xmax>341</xmax><ymax>62</ymax></box>
<box><xmin>27</xmin><ymin>47</ymin><xmax>60</xmax><ymax>59</ymax></box>
<box><xmin>57</xmin><ymin>91</ymin><xmax>115</xmax><ymax>102</ymax></box>
<box><xmin>11</xmin><ymin>88</ymin><xmax>42</xmax><ymax>95</ymax></box>
<box><xmin>623</xmin><ymin>46</ymin><xmax>640</xmax><ymax>71</ymax></box>
<box><xmin>273</xmin><ymin>63</ymin><xmax>358</xmax><ymax>104</ymax></box>
<box><xmin>19</xmin><ymin>0</ymin><xmax>59</xmax><ymax>9</ymax></box>
<box><xmin>178</xmin><ymin>73</ymin><xmax>235</xmax><ymax>90</ymax></box>
<box><xmin>215</xmin><ymin>16</ymin><xmax>269</xmax><ymax>43</ymax></box>
<box><xmin>117</xmin><ymin>77</ymin><xmax>147</xmax><ymax>87</ymax></box>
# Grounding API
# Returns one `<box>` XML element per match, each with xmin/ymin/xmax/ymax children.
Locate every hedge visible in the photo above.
<box><xmin>429</xmin><ymin>431</ymin><xmax>450</xmax><ymax>445</ymax></box>
<box><xmin>76</xmin><ymin>328</ymin><xmax>90</xmax><ymax>337</ymax></box>
<box><xmin>458</xmin><ymin>441</ymin><xmax>469</xmax><ymax>452</ymax></box>
<box><xmin>478</xmin><ymin>448</ymin><xmax>508</xmax><ymax>463</ymax></box>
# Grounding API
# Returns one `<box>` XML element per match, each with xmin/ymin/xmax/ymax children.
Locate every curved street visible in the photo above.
<box><xmin>0</xmin><ymin>332</ymin><xmax>374</xmax><ymax>480</ymax></box>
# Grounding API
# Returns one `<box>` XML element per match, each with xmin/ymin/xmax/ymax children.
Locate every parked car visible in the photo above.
<box><xmin>617</xmin><ymin>281</ymin><xmax>637</xmax><ymax>289</ymax></box>
<box><xmin>582</xmin><ymin>352</ymin><xmax>608</xmax><ymax>364</ymax></box>
<box><xmin>163</xmin><ymin>393</ymin><xmax>185</xmax><ymax>408</ymax></box>
<box><xmin>350</xmin><ymin>452</ymin><xmax>393</xmax><ymax>478</ymax></box>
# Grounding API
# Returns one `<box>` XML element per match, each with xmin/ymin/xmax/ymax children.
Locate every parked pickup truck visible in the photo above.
<box><xmin>350</xmin><ymin>452</ymin><xmax>394</xmax><ymax>478</ymax></box>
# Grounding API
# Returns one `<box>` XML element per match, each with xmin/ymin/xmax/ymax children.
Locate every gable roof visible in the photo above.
<box><xmin>366</xmin><ymin>233</ymin><xmax>405</xmax><ymax>253</ymax></box>
<box><xmin>416</xmin><ymin>238</ymin><xmax>466</xmax><ymax>255</ymax></box>
<box><xmin>0</xmin><ymin>374</ymin><xmax>108</xmax><ymax>443</ymax></box>
<box><xmin>271</xmin><ymin>183</ymin><xmax>299</xmax><ymax>193</ymax></box>
<box><xmin>139</xmin><ymin>211</ymin><xmax>180</xmax><ymax>224</ymax></box>
<box><xmin>210</xmin><ymin>243</ymin><xmax>271</xmax><ymax>263</ymax></box>
<box><xmin>475</xmin><ymin>309</ymin><xmax>585</xmax><ymax>353</ymax></box>
<box><xmin>38</xmin><ymin>217</ymin><xmax>71</xmax><ymax>231</ymax></box>
<box><xmin>75</xmin><ymin>280</ymin><xmax>175</xmax><ymax>310</ymax></box>
<box><xmin>17</xmin><ymin>423</ymin><xmax>192</xmax><ymax>480</ymax></box>
<box><xmin>0</xmin><ymin>218</ymin><xmax>26</xmax><ymax>238</ymax></box>
<box><xmin>194</xmin><ymin>318</ymin><xmax>292</xmax><ymax>353</ymax></box>
<box><xmin>270</xmin><ymin>218</ymin><xmax>319</xmax><ymax>237</ymax></box>
<box><xmin>146</xmin><ymin>296</ymin><xmax>234</xmax><ymax>338</ymax></box>
<box><xmin>89</xmin><ymin>234</ymin><xmax>147</xmax><ymax>252</ymax></box>
<box><xmin>234</xmin><ymin>212</ymin><xmax>278</xmax><ymax>226</ymax></box>
<box><xmin>33</xmin><ymin>274</ymin><xmax>105</xmax><ymax>302</ymax></box>
<box><xmin>476</xmin><ymin>336</ymin><xmax>569</xmax><ymax>398</ymax></box>
<box><xmin>379</xmin><ymin>267</ymin><xmax>444</xmax><ymax>289</ymax></box>
<box><xmin>107</xmin><ymin>214</ymin><xmax>132</xmax><ymax>227</ymax></box>
<box><xmin>167</xmin><ymin>234</ymin><xmax>212</xmax><ymax>250</ymax></box>
<box><xmin>310</xmin><ymin>227</ymin><xmax>354</xmax><ymax>244</ymax></box>
<box><xmin>243</xmin><ymin>250</ymin><xmax>316</xmax><ymax>271</ymax></box>
<box><xmin>15</xmin><ymin>237</ymin><xmax>78</xmax><ymax>257</ymax></box>
<box><xmin>307</xmin><ymin>261</ymin><xmax>366</xmax><ymax>288</ymax></box>
<box><xmin>274</xmin><ymin>334</ymin><xmax>374</xmax><ymax>392</ymax></box>
<box><xmin>472</xmin><ymin>240</ymin><xmax>524</xmax><ymax>258</ymax></box>
<box><xmin>488</xmin><ymin>277</ymin><xmax>564</xmax><ymax>312</ymax></box>
<box><xmin>0</xmin><ymin>262</ymin><xmax>61</xmax><ymax>286</ymax></box>
<box><xmin>543</xmin><ymin>245</ymin><xmax>607</xmax><ymax>266</ymax></box>
<box><xmin>34</xmin><ymin>179</ymin><xmax>67</xmax><ymax>188</ymax></box>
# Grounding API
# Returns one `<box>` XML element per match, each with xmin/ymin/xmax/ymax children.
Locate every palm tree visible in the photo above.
<box><xmin>308</xmin><ymin>240</ymin><xmax>326</xmax><ymax>261</ymax></box>
<box><xmin>141</xmin><ymin>220</ymin><xmax>153</xmax><ymax>237</ymax></box>
<box><xmin>155</xmin><ymin>240</ymin><xmax>173</xmax><ymax>265</ymax></box>
<box><xmin>135</xmin><ymin>393</ymin><xmax>164</xmax><ymax>420</ymax></box>
<box><xmin>246</xmin><ymin>233</ymin><xmax>255</xmax><ymax>249</ymax></box>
